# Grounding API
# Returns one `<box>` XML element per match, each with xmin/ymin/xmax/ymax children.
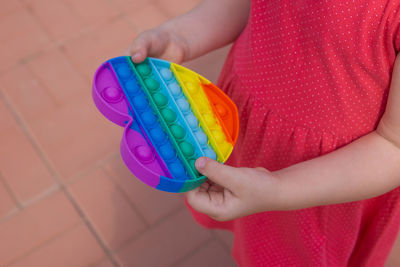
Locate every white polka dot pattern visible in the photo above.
<box><xmin>188</xmin><ymin>0</ymin><xmax>400</xmax><ymax>266</ymax></box>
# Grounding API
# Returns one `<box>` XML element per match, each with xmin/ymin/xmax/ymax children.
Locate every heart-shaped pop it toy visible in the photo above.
<box><xmin>92</xmin><ymin>57</ymin><xmax>239</xmax><ymax>193</ymax></box>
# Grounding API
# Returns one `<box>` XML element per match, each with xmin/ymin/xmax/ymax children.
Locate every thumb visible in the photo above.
<box><xmin>195</xmin><ymin>157</ymin><xmax>241</xmax><ymax>191</ymax></box>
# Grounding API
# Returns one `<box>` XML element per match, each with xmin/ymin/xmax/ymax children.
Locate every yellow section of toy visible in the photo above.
<box><xmin>170</xmin><ymin>63</ymin><xmax>233</xmax><ymax>162</ymax></box>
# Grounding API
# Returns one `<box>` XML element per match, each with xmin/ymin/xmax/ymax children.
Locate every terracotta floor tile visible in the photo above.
<box><xmin>183</xmin><ymin>46</ymin><xmax>230</xmax><ymax>84</ymax></box>
<box><xmin>24</xmin><ymin>0</ymin><xmax>84</xmax><ymax>41</ymax></box>
<box><xmin>115</xmin><ymin>208</ymin><xmax>212</xmax><ymax>267</ymax></box>
<box><xmin>214</xmin><ymin>229</ymin><xmax>234</xmax><ymax>251</ymax></box>
<box><xmin>92</xmin><ymin>258</ymin><xmax>115</xmax><ymax>267</ymax></box>
<box><xmin>68</xmin><ymin>168</ymin><xmax>146</xmax><ymax>250</ymax></box>
<box><xmin>0</xmin><ymin>65</ymin><xmax>58</xmax><ymax>122</ymax></box>
<box><xmin>0</xmin><ymin>180</ymin><xmax>17</xmax><ymax>219</ymax></box>
<box><xmin>176</xmin><ymin>240</ymin><xmax>237</xmax><ymax>267</ymax></box>
<box><xmin>27</xmin><ymin>95</ymin><xmax>121</xmax><ymax>179</ymax></box>
<box><xmin>111</xmin><ymin>0</ymin><xmax>150</xmax><ymax>13</ymax></box>
<box><xmin>0</xmin><ymin>8</ymin><xmax>49</xmax><ymax>72</ymax></box>
<box><xmin>1</xmin><ymin>56</ymin><xmax>120</xmax><ymax>180</ymax></box>
<box><xmin>26</xmin><ymin>48</ymin><xmax>90</xmax><ymax>104</ymax></box>
<box><xmin>387</xmin><ymin>232</ymin><xmax>400</xmax><ymax>267</ymax></box>
<box><xmin>65</xmin><ymin>0</ymin><xmax>119</xmax><ymax>27</ymax></box>
<box><xmin>0</xmin><ymin>125</ymin><xmax>55</xmax><ymax>203</ymax></box>
<box><xmin>104</xmin><ymin>157</ymin><xmax>184</xmax><ymax>225</ymax></box>
<box><xmin>0</xmin><ymin>0</ymin><xmax>23</xmax><ymax>17</ymax></box>
<box><xmin>155</xmin><ymin>0</ymin><xmax>201</xmax><ymax>18</ymax></box>
<box><xmin>0</xmin><ymin>190</ymin><xmax>81</xmax><ymax>265</ymax></box>
<box><xmin>0</xmin><ymin>94</ymin><xmax>55</xmax><ymax>203</ymax></box>
<box><xmin>0</xmin><ymin>95</ymin><xmax>19</xmax><ymax>132</ymax></box>
<box><xmin>7</xmin><ymin>223</ymin><xmax>105</xmax><ymax>267</ymax></box>
<box><xmin>125</xmin><ymin>2</ymin><xmax>169</xmax><ymax>32</ymax></box>
<box><xmin>62</xmin><ymin>17</ymin><xmax>137</xmax><ymax>81</ymax></box>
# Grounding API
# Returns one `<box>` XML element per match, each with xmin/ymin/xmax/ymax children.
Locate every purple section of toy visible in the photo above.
<box><xmin>92</xmin><ymin>63</ymin><xmax>130</xmax><ymax>126</ymax></box>
<box><xmin>121</xmin><ymin>121</ymin><xmax>162</xmax><ymax>188</ymax></box>
<box><xmin>107</xmin><ymin>60</ymin><xmax>172</xmax><ymax>179</ymax></box>
<box><xmin>93</xmin><ymin>62</ymin><xmax>169</xmax><ymax>182</ymax></box>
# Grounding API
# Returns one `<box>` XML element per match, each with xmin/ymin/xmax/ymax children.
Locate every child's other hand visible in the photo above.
<box><xmin>124</xmin><ymin>26</ymin><xmax>189</xmax><ymax>64</ymax></box>
<box><xmin>185</xmin><ymin>157</ymin><xmax>286</xmax><ymax>221</ymax></box>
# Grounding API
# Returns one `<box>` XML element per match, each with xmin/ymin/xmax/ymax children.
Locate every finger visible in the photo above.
<box><xmin>125</xmin><ymin>32</ymin><xmax>153</xmax><ymax>63</ymax></box>
<box><xmin>185</xmin><ymin>187</ymin><xmax>224</xmax><ymax>218</ymax></box>
<box><xmin>255</xmin><ymin>167</ymin><xmax>270</xmax><ymax>173</ymax></box>
<box><xmin>195</xmin><ymin>157</ymin><xmax>241</xmax><ymax>192</ymax></box>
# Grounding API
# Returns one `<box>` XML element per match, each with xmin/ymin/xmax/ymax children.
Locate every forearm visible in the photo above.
<box><xmin>276</xmin><ymin>131</ymin><xmax>400</xmax><ymax>210</ymax></box>
<box><xmin>160</xmin><ymin>0</ymin><xmax>250</xmax><ymax>60</ymax></box>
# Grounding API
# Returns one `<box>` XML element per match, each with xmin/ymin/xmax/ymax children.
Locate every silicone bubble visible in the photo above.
<box><xmin>194</xmin><ymin>131</ymin><xmax>208</xmax><ymax>146</ymax></box>
<box><xmin>133</xmin><ymin>95</ymin><xmax>147</xmax><ymax>110</ymax></box>
<box><xmin>212</xmin><ymin>129</ymin><xmax>225</xmax><ymax>143</ymax></box>
<box><xmin>136</xmin><ymin>63</ymin><xmax>152</xmax><ymax>76</ymax></box>
<box><xmin>186</xmin><ymin>114</ymin><xmax>198</xmax><ymax>129</ymax></box>
<box><xmin>176</xmin><ymin>98</ymin><xmax>190</xmax><ymax>113</ymax></box>
<box><xmin>144</xmin><ymin>78</ymin><xmax>159</xmax><ymax>92</ymax></box>
<box><xmin>134</xmin><ymin>145</ymin><xmax>154</xmax><ymax>163</ymax></box>
<box><xmin>204</xmin><ymin>147</ymin><xmax>217</xmax><ymax>160</ymax></box>
<box><xmin>159</xmin><ymin>143</ymin><xmax>175</xmax><ymax>160</ymax></box>
<box><xmin>160</xmin><ymin>68</ymin><xmax>173</xmax><ymax>80</ymax></box>
<box><xmin>185</xmin><ymin>82</ymin><xmax>198</xmax><ymax>94</ymax></box>
<box><xmin>150</xmin><ymin>127</ymin><xmax>166</xmax><ymax>143</ymax></box>
<box><xmin>169</xmin><ymin>82</ymin><xmax>181</xmax><ymax>97</ymax></box>
<box><xmin>153</xmin><ymin>93</ymin><xmax>168</xmax><ymax>107</ymax></box>
<box><xmin>102</xmin><ymin>87</ymin><xmax>122</xmax><ymax>103</ymax></box>
<box><xmin>215</xmin><ymin>103</ymin><xmax>227</xmax><ymax>118</ymax></box>
<box><xmin>141</xmin><ymin>111</ymin><xmax>157</xmax><ymax>126</ymax></box>
<box><xmin>169</xmin><ymin>161</ymin><xmax>185</xmax><ymax>177</ymax></box>
<box><xmin>170</xmin><ymin>124</ymin><xmax>186</xmax><ymax>140</ymax></box>
<box><xmin>161</xmin><ymin>108</ymin><xmax>177</xmax><ymax>123</ymax></box>
<box><xmin>118</xmin><ymin>65</ymin><xmax>131</xmax><ymax>78</ymax></box>
<box><xmin>179</xmin><ymin>141</ymin><xmax>195</xmax><ymax>157</ymax></box>
<box><xmin>125</xmin><ymin>80</ymin><xmax>139</xmax><ymax>93</ymax></box>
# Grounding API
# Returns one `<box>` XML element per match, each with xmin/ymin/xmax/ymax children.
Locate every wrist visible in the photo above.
<box><xmin>249</xmin><ymin>168</ymin><xmax>303</xmax><ymax>212</ymax></box>
<box><xmin>273</xmin><ymin>167</ymin><xmax>317</xmax><ymax>211</ymax></box>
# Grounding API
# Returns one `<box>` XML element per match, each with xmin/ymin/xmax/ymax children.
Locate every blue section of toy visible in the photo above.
<box><xmin>129</xmin><ymin>58</ymin><xmax>200</xmax><ymax>179</ymax></box>
<box><xmin>109</xmin><ymin>57</ymin><xmax>190</xmax><ymax>180</ymax></box>
<box><xmin>150</xmin><ymin>58</ymin><xmax>217</xmax><ymax>161</ymax></box>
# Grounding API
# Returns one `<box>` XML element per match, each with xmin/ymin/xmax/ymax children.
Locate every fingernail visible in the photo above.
<box><xmin>131</xmin><ymin>52</ymin><xmax>142</xmax><ymax>62</ymax></box>
<box><xmin>195</xmin><ymin>157</ymin><xmax>207</xmax><ymax>170</ymax></box>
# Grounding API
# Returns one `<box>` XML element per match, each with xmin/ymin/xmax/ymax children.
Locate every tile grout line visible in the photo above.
<box><xmin>168</xmin><ymin>236</ymin><xmax>215</xmax><ymax>267</ymax></box>
<box><xmin>64</xmin><ymin>151</ymin><xmax>120</xmax><ymax>185</ymax></box>
<box><xmin>23</xmin><ymin>58</ymin><xmax>65</xmax><ymax>107</ymax></box>
<box><xmin>0</xmin><ymin>90</ymin><xmax>121</xmax><ymax>267</ymax></box>
<box><xmin>211</xmin><ymin>230</ymin><xmax>235</xmax><ymax>255</ymax></box>
<box><xmin>19</xmin><ymin>184</ymin><xmax>61</xmax><ymax>208</ymax></box>
<box><xmin>0</xmin><ymin>185</ymin><xmax>60</xmax><ymax>225</ymax></box>
<box><xmin>112</xmin><ymin>205</ymin><xmax>187</xmax><ymax>255</ymax></box>
<box><xmin>0</xmin><ymin>171</ymin><xmax>23</xmax><ymax>210</ymax></box>
<box><xmin>4</xmin><ymin>221</ymin><xmax>82</xmax><ymax>267</ymax></box>
<box><xmin>0</xmin><ymin>208</ymin><xmax>19</xmax><ymax>225</ymax></box>
<box><xmin>102</xmin><ymin>167</ymin><xmax>151</xmax><ymax>229</ymax></box>
<box><xmin>23</xmin><ymin>2</ymin><xmax>56</xmax><ymax>44</ymax></box>
<box><xmin>18</xmin><ymin>0</ymin><xmax>128</xmax><ymax>71</ymax></box>
<box><xmin>170</xmin><ymin>230</ymin><xmax>237</xmax><ymax>267</ymax></box>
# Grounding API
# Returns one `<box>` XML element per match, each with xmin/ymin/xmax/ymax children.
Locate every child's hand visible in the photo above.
<box><xmin>124</xmin><ymin>26</ymin><xmax>189</xmax><ymax>64</ymax></box>
<box><xmin>185</xmin><ymin>157</ymin><xmax>287</xmax><ymax>221</ymax></box>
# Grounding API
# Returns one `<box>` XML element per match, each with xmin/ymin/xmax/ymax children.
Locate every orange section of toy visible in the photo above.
<box><xmin>200</xmin><ymin>83</ymin><xmax>239</xmax><ymax>145</ymax></box>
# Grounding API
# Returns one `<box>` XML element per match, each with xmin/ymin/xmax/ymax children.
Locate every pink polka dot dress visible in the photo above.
<box><xmin>186</xmin><ymin>0</ymin><xmax>400</xmax><ymax>266</ymax></box>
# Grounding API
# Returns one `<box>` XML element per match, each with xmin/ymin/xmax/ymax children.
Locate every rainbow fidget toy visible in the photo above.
<box><xmin>92</xmin><ymin>57</ymin><xmax>239</xmax><ymax>193</ymax></box>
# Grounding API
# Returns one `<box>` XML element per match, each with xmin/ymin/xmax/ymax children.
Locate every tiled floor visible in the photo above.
<box><xmin>1</xmin><ymin>0</ymin><xmax>400</xmax><ymax>266</ymax></box>
<box><xmin>0</xmin><ymin>0</ymin><xmax>235</xmax><ymax>266</ymax></box>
